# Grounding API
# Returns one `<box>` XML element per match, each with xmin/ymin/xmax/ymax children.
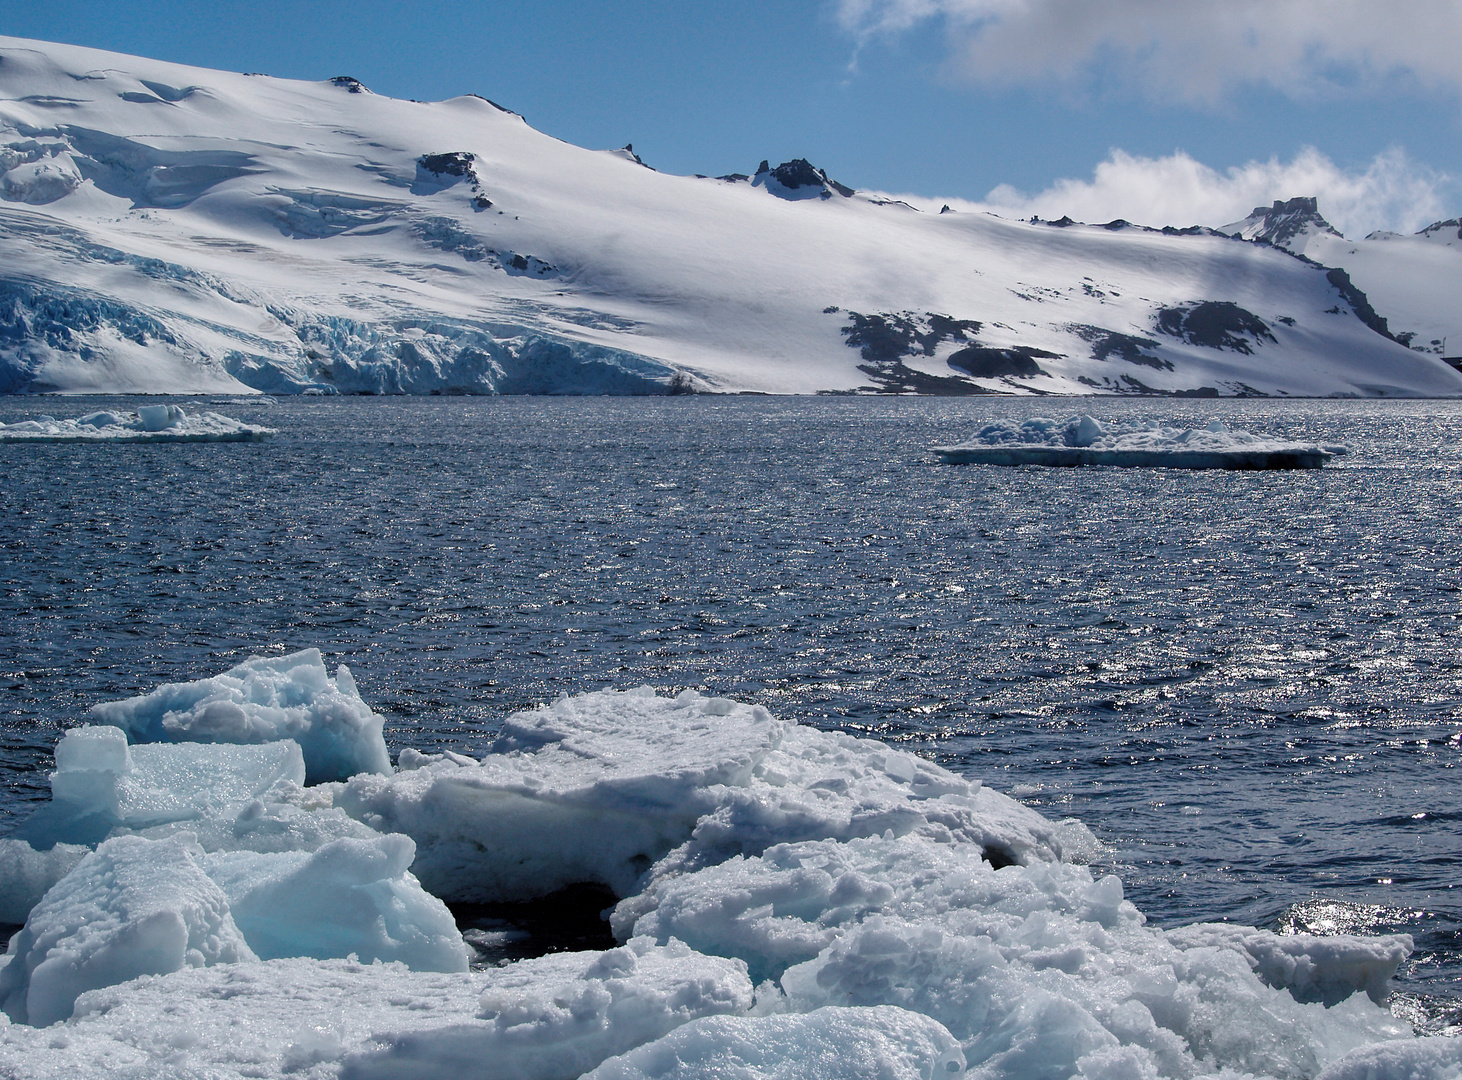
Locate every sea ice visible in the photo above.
<box><xmin>89</xmin><ymin>649</ymin><xmax>391</xmax><ymax>783</ymax></box>
<box><xmin>0</xmin><ymin>406</ymin><xmax>274</xmax><ymax>442</ymax></box>
<box><xmin>0</xmin><ymin>666</ymin><xmax>1443</xmax><ymax>1079</ymax></box>
<box><xmin>933</xmin><ymin>416</ymin><xmax>1346</xmax><ymax>469</ymax></box>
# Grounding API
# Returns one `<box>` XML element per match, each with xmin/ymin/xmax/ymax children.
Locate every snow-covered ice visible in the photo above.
<box><xmin>0</xmin><ymin>405</ymin><xmax>274</xmax><ymax>441</ymax></box>
<box><xmin>0</xmin><ymin>661</ymin><xmax>1443</xmax><ymax>1079</ymax></box>
<box><xmin>934</xmin><ymin>415</ymin><xmax>1346</xmax><ymax>469</ymax></box>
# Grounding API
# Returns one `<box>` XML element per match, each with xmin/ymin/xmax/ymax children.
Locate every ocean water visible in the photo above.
<box><xmin>2</xmin><ymin>394</ymin><xmax>1459</xmax><ymax>1023</ymax></box>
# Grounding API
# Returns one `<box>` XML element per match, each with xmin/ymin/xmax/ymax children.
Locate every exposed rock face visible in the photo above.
<box><xmin>946</xmin><ymin>345</ymin><xmax>1055</xmax><ymax>378</ymax></box>
<box><xmin>1070</xmin><ymin>326</ymin><xmax>1172</xmax><ymax>370</ymax></box>
<box><xmin>1418</xmin><ymin>218</ymin><xmax>1462</xmax><ymax>242</ymax></box>
<box><xmin>838</xmin><ymin>310</ymin><xmax>1055</xmax><ymax>392</ymax></box>
<box><xmin>753</xmin><ymin>158</ymin><xmax>854</xmax><ymax>200</ymax></box>
<box><xmin>1155</xmin><ymin>302</ymin><xmax>1277</xmax><ymax>354</ymax></box>
<box><xmin>414</xmin><ymin>152</ymin><xmax>491</xmax><ymax>208</ymax></box>
<box><xmin>1325</xmin><ymin>268</ymin><xmax>1394</xmax><ymax>341</ymax></box>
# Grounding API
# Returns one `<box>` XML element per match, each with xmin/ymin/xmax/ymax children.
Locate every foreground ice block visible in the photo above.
<box><xmin>933</xmin><ymin>416</ymin><xmax>1346</xmax><ymax>469</ymax></box>
<box><xmin>583</xmin><ymin>1005</ymin><xmax>966</xmax><ymax>1080</ymax></box>
<box><xmin>334</xmin><ymin>687</ymin><xmax>1082</xmax><ymax>903</ymax></box>
<box><xmin>342</xmin><ymin>937</ymin><xmax>755</xmax><ymax>1080</ymax></box>
<box><xmin>88</xmin><ymin>649</ymin><xmax>390</xmax><ymax>783</ymax></box>
<box><xmin>201</xmin><ymin>834</ymin><xmax>469</xmax><ymax>972</ymax></box>
<box><xmin>0</xmin><ymin>943</ymin><xmax>754</xmax><ymax>1080</ymax></box>
<box><xmin>0</xmin><ymin>833</ymin><xmax>255</xmax><ymax>1027</ymax></box>
<box><xmin>619</xmin><ymin>831</ymin><xmax>1412</xmax><ymax>1079</ymax></box>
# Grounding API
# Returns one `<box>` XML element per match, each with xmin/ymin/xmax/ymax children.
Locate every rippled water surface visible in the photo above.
<box><xmin>2</xmin><ymin>394</ymin><xmax>1460</xmax><ymax>1014</ymax></box>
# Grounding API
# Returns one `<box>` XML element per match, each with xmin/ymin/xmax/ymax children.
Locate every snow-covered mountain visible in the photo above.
<box><xmin>1</xmin><ymin>36</ymin><xmax>1458</xmax><ymax>397</ymax></box>
<box><xmin>1223</xmin><ymin>197</ymin><xmax>1462</xmax><ymax>361</ymax></box>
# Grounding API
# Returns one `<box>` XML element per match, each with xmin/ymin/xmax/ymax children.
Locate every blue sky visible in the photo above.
<box><xmin>5</xmin><ymin>0</ymin><xmax>1460</xmax><ymax>235</ymax></box>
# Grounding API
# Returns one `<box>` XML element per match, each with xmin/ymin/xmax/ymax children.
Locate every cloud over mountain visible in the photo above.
<box><xmin>942</xmin><ymin>146</ymin><xmax>1453</xmax><ymax>238</ymax></box>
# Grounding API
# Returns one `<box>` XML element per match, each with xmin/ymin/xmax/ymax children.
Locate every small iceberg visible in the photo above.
<box><xmin>0</xmin><ymin>405</ymin><xmax>275</xmax><ymax>443</ymax></box>
<box><xmin>934</xmin><ymin>416</ymin><xmax>1345</xmax><ymax>469</ymax></box>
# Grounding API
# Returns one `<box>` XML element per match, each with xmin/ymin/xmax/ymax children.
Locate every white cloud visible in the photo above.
<box><xmin>837</xmin><ymin>0</ymin><xmax>1462</xmax><ymax>102</ymax></box>
<box><xmin>904</xmin><ymin>147</ymin><xmax>1452</xmax><ymax>237</ymax></box>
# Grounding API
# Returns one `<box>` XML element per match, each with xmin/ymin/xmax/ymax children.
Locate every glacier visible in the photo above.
<box><xmin>0</xmin><ymin>656</ymin><xmax>1455</xmax><ymax>1079</ymax></box>
<box><xmin>0</xmin><ymin>36</ymin><xmax>1459</xmax><ymax>398</ymax></box>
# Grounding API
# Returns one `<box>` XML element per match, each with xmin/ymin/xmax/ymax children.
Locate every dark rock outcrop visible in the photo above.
<box><xmin>1155</xmin><ymin>302</ymin><xmax>1276</xmax><ymax>354</ymax></box>
<box><xmin>754</xmin><ymin>159</ymin><xmax>854</xmax><ymax>200</ymax></box>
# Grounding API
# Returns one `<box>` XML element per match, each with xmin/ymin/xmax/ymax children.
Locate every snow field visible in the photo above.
<box><xmin>0</xmin><ymin>657</ymin><xmax>1452</xmax><ymax>1079</ymax></box>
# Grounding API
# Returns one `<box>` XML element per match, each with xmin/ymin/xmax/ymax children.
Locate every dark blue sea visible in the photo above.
<box><xmin>2</xmin><ymin>395</ymin><xmax>1459</xmax><ymax>1026</ymax></box>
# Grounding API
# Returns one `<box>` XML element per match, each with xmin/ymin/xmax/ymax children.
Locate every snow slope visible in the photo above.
<box><xmin>1224</xmin><ymin>198</ymin><xmax>1462</xmax><ymax>362</ymax></box>
<box><xmin>0</xmin><ymin>36</ymin><xmax>1458</xmax><ymax>397</ymax></box>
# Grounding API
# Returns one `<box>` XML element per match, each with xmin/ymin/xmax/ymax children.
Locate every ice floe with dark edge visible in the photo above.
<box><xmin>0</xmin><ymin>404</ymin><xmax>274</xmax><ymax>442</ymax></box>
<box><xmin>0</xmin><ymin>648</ymin><xmax>1454</xmax><ymax>1079</ymax></box>
<box><xmin>934</xmin><ymin>415</ymin><xmax>1346</xmax><ymax>469</ymax></box>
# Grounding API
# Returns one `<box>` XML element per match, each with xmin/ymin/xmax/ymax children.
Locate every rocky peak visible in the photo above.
<box><xmin>753</xmin><ymin>158</ymin><xmax>854</xmax><ymax>201</ymax></box>
<box><xmin>1224</xmin><ymin>196</ymin><xmax>1341</xmax><ymax>251</ymax></box>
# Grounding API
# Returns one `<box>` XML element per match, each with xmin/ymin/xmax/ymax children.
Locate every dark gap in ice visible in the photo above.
<box><xmin>982</xmin><ymin>844</ymin><xmax>1017</xmax><ymax>870</ymax></box>
<box><xmin>451</xmin><ymin>882</ymin><xmax>618</xmax><ymax>968</ymax></box>
<box><xmin>0</xmin><ymin>923</ymin><xmax>19</xmax><ymax>952</ymax></box>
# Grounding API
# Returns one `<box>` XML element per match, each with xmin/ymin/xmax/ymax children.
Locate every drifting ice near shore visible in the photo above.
<box><xmin>0</xmin><ymin>405</ymin><xmax>274</xmax><ymax>442</ymax></box>
<box><xmin>0</xmin><ymin>656</ymin><xmax>1453</xmax><ymax>1079</ymax></box>
<box><xmin>934</xmin><ymin>416</ymin><xmax>1346</xmax><ymax>469</ymax></box>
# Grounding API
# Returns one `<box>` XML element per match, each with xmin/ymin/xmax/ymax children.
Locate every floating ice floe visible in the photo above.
<box><xmin>0</xmin><ymin>658</ymin><xmax>1451</xmax><ymax>1080</ymax></box>
<box><xmin>933</xmin><ymin>415</ymin><xmax>1346</xmax><ymax>469</ymax></box>
<box><xmin>0</xmin><ymin>404</ymin><xmax>274</xmax><ymax>442</ymax></box>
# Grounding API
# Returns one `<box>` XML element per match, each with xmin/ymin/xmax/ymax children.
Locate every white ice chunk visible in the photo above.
<box><xmin>0</xmin><ymin>833</ymin><xmax>255</xmax><ymax>1027</ymax></box>
<box><xmin>583</xmin><ymin>1005</ymin><xmax>966</xmax><ymax>1080</ymax></box>
<box><xmin>934</xmin><ymin>416</ymin><xmax>1345</xmax><ymax>469</ymax></box>
<box><xmin>200</xmin><ymin>834</ymin><xmax>468</xmax><ymax>972</ymax></box>
<box><xmin>1316</xmin><ymin>1035</ymin><xmax>1462</xmax><ymax>1080</ymax></box>
<box><xmin>1072</xmin><ymin>414</ymin><xmax>1105</xmax><ymax>447</ymax></box>
<box><xmin>335</xmin><ymin>688</ymin><xmax>1074</xmax><ymax>904</ymax></box>
<box><xmin>16</xmin><ymin>727</ymin><xmax>305</xmax><ymax>848</ymax></box>
<box><xmin>88</xmin><ymin>649</ymin><xmax>390</xmax><ymax>783</ymax></box>
<box><xmin>1165</xmin><ymin>921</ymin><xmax>1413</xmax><ymax>1005</ymax></box>
<box><xmin>136</xmin><ymin>403</ymin><xmax>185</xmax><ymax>431</ymax></box>
<box><xmin>343</xmin><ymin>937</ymin><xmax>754</xmax><ymax>1080</ymax></box>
